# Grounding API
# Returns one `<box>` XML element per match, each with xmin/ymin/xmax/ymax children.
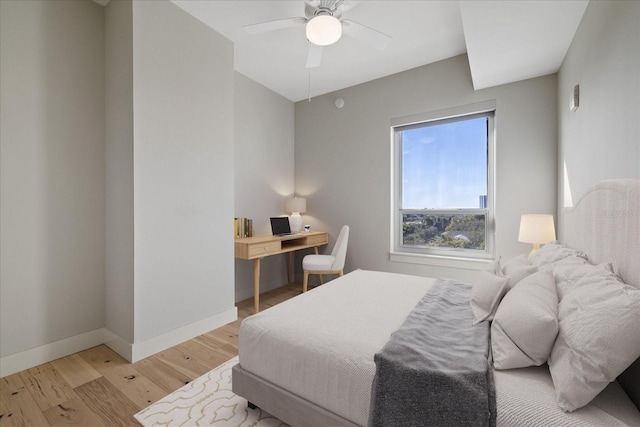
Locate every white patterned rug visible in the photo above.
<box><xmin>134</xmin><ymin>357</ymin><xmax>289</xmax><ymax>426</ymax></box>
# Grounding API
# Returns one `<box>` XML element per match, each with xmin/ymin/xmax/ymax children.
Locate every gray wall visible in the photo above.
<box><xmin>131</xmin><ymin>0</ymin><xmax>235</xmax><ymax>343</ymax></box>
<box><xmin>234</xmin><ymin>73</ymin><xmax>295</xmax><ymax>302</ymax></box>
<box><xmin>558</xmin><ymin>0</ymin><xmax>640</xmax><ymax>226</ymax></box>
<box><xmin>105</xmin><ymin>0</ymin><xmax>135</xmax><ymax>344</ymax></box>
<box><xmin>1</xmin><ymin>0</ymin><xmax>106</xmax><ymax>357</ymax></box>
<box><xmin>294</xmin><ymin>55</ymin><xmax>558</xmax><ymax>282</ymax></box>
<box><xmin>1</xmin><ymin>0</ymin><xmax>238</xmax><ymax>372</ymax></box>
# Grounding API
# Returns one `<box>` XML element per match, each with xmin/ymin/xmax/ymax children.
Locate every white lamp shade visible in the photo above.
<box><xmin>518</xmin><ymin>214</ymin><xmax>556</xmax><ymax>244</ymax></box>
<box><xmin>285</xmin><ymin>197</ymin><xmax>306</xmax><ymax>214</ymax></box>
<box><xmin>306</xmin><ymin>15</ymin><xmax>342</xmax><ymax>46</ymax></box>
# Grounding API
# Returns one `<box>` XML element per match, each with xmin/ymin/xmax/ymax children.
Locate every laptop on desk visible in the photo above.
<box><xmin>270</xmin><ymin>217</ymin><xmax>292</xmax><ymax>236</ymax></box>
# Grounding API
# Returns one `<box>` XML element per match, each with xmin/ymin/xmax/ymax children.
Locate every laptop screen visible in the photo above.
<box><xmin>270</xmin><ymin>217</ymin><xmax>291</xmax><ymax>236</ymax></box>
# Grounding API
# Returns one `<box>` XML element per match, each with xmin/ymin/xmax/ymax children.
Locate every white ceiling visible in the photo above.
<box><xmin>167</xmin><ymin>0</ymin><xmax>589</xmax><ymax>102</ymax></box>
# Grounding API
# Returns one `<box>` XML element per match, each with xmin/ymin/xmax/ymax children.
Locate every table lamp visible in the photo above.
<box><xmin>285</xmin><ymin>197</ymin><xmax>306</xmax><ymax>233</ymax></box>
<box><xmin>518</xmin><ymin>214</ymin><xmax>556</xmax><ymax>259</ymax></box>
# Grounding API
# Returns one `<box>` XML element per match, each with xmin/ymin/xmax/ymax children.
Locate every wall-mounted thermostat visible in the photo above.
<box><xmin>570</xmin><ymin>84</ymin><xmax>579</xmax><ymax>112</ymax></box>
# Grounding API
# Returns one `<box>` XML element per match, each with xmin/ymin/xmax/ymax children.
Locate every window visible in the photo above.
<box><xmin>391</xmin><ymin>103</ymin><xmax>495</xmax><ymax>262</ymax></box>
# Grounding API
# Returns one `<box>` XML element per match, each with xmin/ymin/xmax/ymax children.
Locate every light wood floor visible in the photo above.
<box><xmin>0</xmin><ymin>283</ymin><xmax>303</xmax><ymax>427</ymax></box>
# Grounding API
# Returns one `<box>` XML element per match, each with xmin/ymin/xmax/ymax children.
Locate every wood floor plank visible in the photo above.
<box><xmin>0</xmin><ymin>285</ymin><xmax>297</xmax><ymax>425</ymax></box>
<box><xmin>50</xmin><ymin>354</ymin><xmax>101</xmax><ymax>388</ymax></box>
<box><xmin>100</xmin><ymin>365</ymin><xmax>167</xmax><ymax>409</ymax></box>
<box><xmin>73</xmin><ymin>377</ymin><xmax>139</xmax><ymax>427</ymax></box>
<box><xmin>193</xmin><ymin>332</ymin><xmax>228</xmax><ymax>351</ymax></box>
<box><xmin>77</xmin><ymin>345</ymin><xmax>130</xmax><ymax>376</ymax></box>
<box><xmin>236</xmin><ymin>305</ymin><xmax>254</xmax><ymax>319</ymax></box>
<box><xmin>193</xmin><ymin>335</ymin><xmax>237</xmax><ymax>361</ymax></box>
<box><xmin>42</xmin><ymin>397</ymin><xmax>107</xmax><ymax>427</ymax></box>
<box><xmin>132</xmin><ymin>357</ymin><xmax>192</xmax><ymax>394</ymax></box>
<box><xmin>206</xmin><ymin>323</ymin><xmax>240</xmax><ymax>350</ymax></box>
<box><xmin>218</xmin><ymin>343</ymin><xmax>238</xmax><ymax>357</ymax></box>
<box><xmin>265</xmin><ymin>289</ymin><xmax>302</xmax><ymax>306</ymax></box>
<box><xmin>154</xmin><ymin>347</ymin><xmax>211</xmax><ymax>380</ymax></box>
<box><xmin>174</xmin><ymin>340</ymin><xmax>233</xmax><ymax>371</ymax></box>
<box><xmin>19</xmin><ymin>364</ymin><xmax>76</xmax><ymax>411</ymax></box>
<box><xmin>0</xmin><ymin>375</ymin><xmax>52</xmax><ymax>427</ymax></box>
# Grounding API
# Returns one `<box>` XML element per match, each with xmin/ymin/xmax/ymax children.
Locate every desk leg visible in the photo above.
<box><xmin>253</xmin><ymin>258</ymin><xmax>261</xmax><ymax>313</ymax></box>
<box><xmin>287</xmin><ymin>252</ymin><xmax>294</xmax><ymax>284</ymax></box>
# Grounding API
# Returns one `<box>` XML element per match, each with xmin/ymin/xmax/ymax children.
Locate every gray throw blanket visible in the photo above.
<box><xmin>368</xmin><ymin>279</ymin><xmax>496</xmax><ymax>427</ymax></box>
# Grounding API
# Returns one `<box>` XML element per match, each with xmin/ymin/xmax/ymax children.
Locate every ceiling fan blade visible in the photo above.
<box><xmin>306</xmin><ymin>43</ymin><xmax>324</xmax><ymax>68</ymax></box>
<box><xmin>331</xmin><ymin>0</ymin><xmax>353</xmax><ymax>14</ymax></box>
<box><xmin>244</xmin><ymin>17</ymin><xmax>306</xmax><ymax>35</ymax></box>
<box><xmin>341</xmin><ymin>19</ymin><xmax>392</xmax><ymax>50</ymax></box>
<box><xmin>339</xmin><ymin>0</ymin><xmax>355</xmax><ymax>12</ymax></box>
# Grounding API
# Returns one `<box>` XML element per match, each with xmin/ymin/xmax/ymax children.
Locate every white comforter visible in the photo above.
<box><xmin>240</xmin><ymin>269</ymin><xmax>435</xmax><ymax>424</ymax></box>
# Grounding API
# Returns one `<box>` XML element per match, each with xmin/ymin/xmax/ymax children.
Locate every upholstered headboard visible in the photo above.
<box><xmin>563</xmin><ymin>179</ymin><xmax>640</xmax><ymax>410</ymax></box>
<box><xmin>564</xmin><ymin>179</ymin><xmax>639</xmax><ymax>288</ymax></box>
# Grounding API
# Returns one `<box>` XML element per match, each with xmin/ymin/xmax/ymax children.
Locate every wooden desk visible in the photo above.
<box><xmin>235</xmin><ymin>231</ymin><xmax>328</xmax><ymax>313</ymax></box>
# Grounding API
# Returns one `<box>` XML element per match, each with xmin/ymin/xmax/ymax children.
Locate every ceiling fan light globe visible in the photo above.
<box><xmin>306</xmin><ymin>15</ymin><xmax>342</xmax><ymax>46</ymax></box>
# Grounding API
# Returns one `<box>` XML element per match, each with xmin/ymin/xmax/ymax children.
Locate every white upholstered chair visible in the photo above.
<box><xmin>302</xmin><ymin>225</ymin><xmax>349</xmax><ymax>292</ymax></box>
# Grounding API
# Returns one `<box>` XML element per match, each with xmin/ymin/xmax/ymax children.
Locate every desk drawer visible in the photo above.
<box><xmin>247</xmin><ymin>241</ymin><xmax>281</xmax><ymax>257</ymax></box>
<box><xmin>304</xmin><ymin>234</ymin><xmax>328</xmax><ymax>246</ymax></box>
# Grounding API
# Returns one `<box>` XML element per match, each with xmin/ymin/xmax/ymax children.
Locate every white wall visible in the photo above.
<box><xmin>0</xmin><ymin>0</ymin><xmax>105</xmax><ymax>356</ymax></box>
<box><xmin>294</xmin><ymin>55</ymin><xmax>557</xmax><ymax>282</ymax></box>
<box><xmin>558</xmin><ymin>0</ymin><xmax>640</xmax><ymax>225</ymax></box>
<box><xmin>234</xmin><ymin>73</ymin><xmax>295</xmax><ymax>302</ymax></box>
<box><xmin>132</xmin><ymin>0</ymin><xmax>236</xmax><ymax>345</ymax></box>
<box><xmin>105</xmin><ymin>0</ymin><xmax>135</xmax><ymax>344</ymax></box>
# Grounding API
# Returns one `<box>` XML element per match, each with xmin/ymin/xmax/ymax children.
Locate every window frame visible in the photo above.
<box><xmin>390</xmin><ymin>101</ymin><xmax>496</xmax><ymax>264</ymax></box>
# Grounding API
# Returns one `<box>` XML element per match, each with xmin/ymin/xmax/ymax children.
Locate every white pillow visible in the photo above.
<box><xmin>530</xmin><ymin>242</ymin><xmax>586</xmax><ymax>271</ymax></box>
<box><xmin>552</xmin><ymin>258</ymin><xmax>610</xmax><ymax>300</ymax></box>
<box><xmin>548</xmin><ymin>270</ymin><xmax>640</xmax><ymax>412</ymax></box>
<box><xmin>501</xmin><ymin>254</ymin><xmax>537</xmax><ymax>288</ymax></box>
<box><xmin>470</xmin><ymin>270</ymin><xmax>509</xmax><ymax>324</ymax></box>
<box><xmin>491</xmin><ymin>271</ymin><xmax>558</xmax><ymax>369</ymax></box>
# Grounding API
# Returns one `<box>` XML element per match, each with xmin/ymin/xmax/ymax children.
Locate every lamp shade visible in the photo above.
<box><xmin>306</xmin><ymin>15</ymin><xmax>342</xmax><ymax>46</ymax></box>
<box><xmin>285</xmin><ymin>197</ymin><xmax>306</xmax><ymax>214</ymax></box>
<box><xmin>518</xmin><ymin>214</ymin><xmax>556</xmax><ymax>244</ymax></box>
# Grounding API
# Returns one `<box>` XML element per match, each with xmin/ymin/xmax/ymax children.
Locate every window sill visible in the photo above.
<box><xmin>389</xmin><ymin>251</ymin><xmax>494</xmax><ymax>271</ymax></box>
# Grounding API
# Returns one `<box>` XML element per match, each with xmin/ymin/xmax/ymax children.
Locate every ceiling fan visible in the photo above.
<box><xmin>243</xmin><ymin>0</ymin><xmax>392</xmax><ymax>68</ymax></box>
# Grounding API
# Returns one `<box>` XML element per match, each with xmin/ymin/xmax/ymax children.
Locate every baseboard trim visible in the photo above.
<box><xmin>0</xmin><ymin>307</ymin><xmax>238</xmax><ymax>377</ymax></box>
<box><xmin>0</xmin><ymin>328</ymin><xmax>105</xmax><ymax>378</ymax></box>
<box><xmin>103</xmin><ymin>329</ymin><xmax>133</xmax><ymax>362</ymax></box>
<box><xmin>128</xmin><ymin>307</ymin><xmax>238</xmax><ymax>362</ymax></box>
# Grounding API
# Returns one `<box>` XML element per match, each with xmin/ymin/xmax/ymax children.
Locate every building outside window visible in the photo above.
<box><xmin>391</xmin><ymin>102</ymin><xmax>495</xmax><ymax>262</ymax></box>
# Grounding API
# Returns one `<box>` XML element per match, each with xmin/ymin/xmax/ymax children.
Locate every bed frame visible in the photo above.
<box><xmin>233</xmin><ymin>179</ymin><xmax>640</xmax><ymax>425</ymax></box>
<box><xmin>233</xmin><ymin>364</ymin><xmax>358</xmax><ymax>426</ymax></box>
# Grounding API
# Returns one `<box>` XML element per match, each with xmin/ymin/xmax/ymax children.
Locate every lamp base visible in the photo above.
<box><xmin>527</xmin><ymin>243</ymin><xmax>541</xmax><ymax>261</ymax></box>
<box><xmin>289</xmin><ymin>213</ymin><xmax>303</xmax><ymax>234</ymax></box>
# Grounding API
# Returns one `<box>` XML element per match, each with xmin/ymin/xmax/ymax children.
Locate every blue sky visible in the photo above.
<box><xmin>401</xmin><ymin>117</ymin><xmax>487</xmax><ymax>209</ymax></box>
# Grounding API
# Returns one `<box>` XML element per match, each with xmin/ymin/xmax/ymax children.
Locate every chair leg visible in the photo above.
<box><xmin>338</xmin><ymin>270</ymin><xmax>343</xmax><ymax>277</ymax></box>
<box><xmin>303</xmin><ymin>271</ymin><xmax>309</xmax><ymax>293</ymax></box>
<box><xmin>319</xmin><ymin>274</ymin><xmax>324</xmax><ymax>285</ymax></box>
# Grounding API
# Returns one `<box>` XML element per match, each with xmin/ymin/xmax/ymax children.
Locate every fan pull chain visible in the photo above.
<box><xmin>308</xmin><ymin>68</ymin><xmax>312</xmax><ymax>102</ymax></box>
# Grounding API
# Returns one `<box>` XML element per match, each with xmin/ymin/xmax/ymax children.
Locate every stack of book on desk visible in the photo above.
<box><xmin>234</xmin><ymin>217</ymin><xmax>253</xmax><ymax>238</ymax></box>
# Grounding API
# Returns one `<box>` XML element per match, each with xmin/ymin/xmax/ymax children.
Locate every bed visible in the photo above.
<box><xmin>232</xmin><ymin>179</ymin><xmax>640</xmax><ymax>426</ymax></box>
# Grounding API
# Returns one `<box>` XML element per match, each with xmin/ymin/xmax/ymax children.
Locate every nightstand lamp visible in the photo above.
<box><xmin>285</xmin><ymin>197</ymin><xmax>306</xmax><ymax>234</ymax></box>
<box><xmin>519</xmin><ymin>214</ymin><xmax>556</xmax><ymax>259</ymax></box>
